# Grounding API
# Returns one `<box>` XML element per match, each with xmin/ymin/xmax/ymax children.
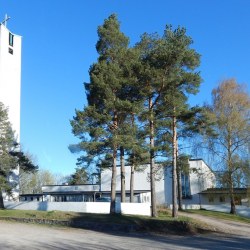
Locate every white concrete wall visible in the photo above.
<box><xmin>120</xmin><ymin>202</ymin><xmax>151</xmax><ymax>216</ymax></box>
<box><xmin>165</xmin><ymin>159</ymin><xmax>216</xmax><ymax>207</ymax></box>
<box><xmin>101</xmin><ymin>164</ymin><xmax>165</xmax><ymax>205</ymax></box>
<box><xmin>189</xmin><ymin>160</ymin><xmax>216</xmax><ymax>195</ymax></box>
<box><xmin>165</xmin><ymin>166</ymin><xmax>173</xmax><ymax>206</ymax></box>
<box><xmin>4</xmin><ymin>201</ymin><xmax>151</xmax><ymax>216</ymax></box>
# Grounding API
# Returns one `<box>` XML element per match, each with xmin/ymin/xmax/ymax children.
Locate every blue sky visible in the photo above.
<box><xmin>0</xmin><ymin>0</ymin><xmax>249</xmax><ymax>176</ymax></box>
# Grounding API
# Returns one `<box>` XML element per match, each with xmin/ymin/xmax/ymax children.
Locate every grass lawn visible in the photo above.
<box><xmin>0</xmin><ymin>208</ymin><xmax>206</xmax><ymax>235</ymax></box>
<box><xmin>183</xmin><ymin>209</ymin><xmax>250</xmax><ymax>224</ymax></box>
<box><xmin>2</xmin><ymin>208</ymin><xmax>247</xmax><ymax>234</ymax></box>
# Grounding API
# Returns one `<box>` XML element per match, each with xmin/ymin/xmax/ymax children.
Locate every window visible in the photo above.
<box><xmin>181</xmin><ymin>173</ymin><xmax>191</xmax><ymax>198</ymax></box>
<box><xmin>8</xmin><ymin>47</ymin><xmax>13</xmax><ymax>54</ymax></box>
<box><xmin>219</xmin><ymin>196</ymin><xmax>225</xmax><ymax>202</ymax></box>
<box><xmin>235</xmin><ymin>196</ymin><xmax>242</xmax><ymax>205</ymax></box>
<box><xmin>208</xmin><ymin>196</ymin><xmax>214</xmax><ymax>203</ymax></box>
<box><xmin>9</xmin><ymin>32</ymin><xmax>14</xmax><ymax>46</ymax></box>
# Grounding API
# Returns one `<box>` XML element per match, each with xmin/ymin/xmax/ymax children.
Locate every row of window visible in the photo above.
<box><xmin>22</xmin><ymin>196</ymin><xmax>41</xmax><ymax>201</ymax></box>
<box><xmin>208</xmin><ymin>196</ymin><xmax>242</xmax><ymax>205</ymax></box>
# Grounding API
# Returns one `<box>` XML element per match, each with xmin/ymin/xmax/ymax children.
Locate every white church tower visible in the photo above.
<box><xmin>0</xmin><ymin>16</ymin><xmax>22</xmax><ymax>200</ymax></box>
<box><xmin>0</xmin><ymin>15</ymin><xmax>22</xmax><ymax>141</ymax></box>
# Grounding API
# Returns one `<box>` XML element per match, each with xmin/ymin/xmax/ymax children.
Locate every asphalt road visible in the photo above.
<box><xmin>0</xmin><ymin>221</ymin><xmax>250</xmax><ymax>250</ymax></box>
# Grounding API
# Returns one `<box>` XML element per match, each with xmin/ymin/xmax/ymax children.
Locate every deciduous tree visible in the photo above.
<box><xmin>206</xmin><ymin>79</ymin><xmax>250</xmax><ymax>214</ymax></box>
<box><xmin>20</xmin><ymin>169</ymin><xmax>55</xmax><ymax>194</ymax></box>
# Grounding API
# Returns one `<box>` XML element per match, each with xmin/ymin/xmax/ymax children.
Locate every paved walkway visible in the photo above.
<box><xmin>179</xmin><ymin>211</ymin><xmax>250</xmax><ymax>237</ymax></box>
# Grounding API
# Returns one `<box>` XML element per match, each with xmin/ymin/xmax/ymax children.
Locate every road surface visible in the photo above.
<box><xmin>0</xmin><ymin>221</ymin><xmax>249</xmax><ymax>249</ymax></box>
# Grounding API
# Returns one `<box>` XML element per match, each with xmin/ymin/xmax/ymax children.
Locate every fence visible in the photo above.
<box><xmin>4</xmin><ymin>201</ymin><xmax>151</xmax><ymax>216</ymax></box>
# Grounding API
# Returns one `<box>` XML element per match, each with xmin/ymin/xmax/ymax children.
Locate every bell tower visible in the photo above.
<box><xmin>0</xmin><ymin>15</ymin><xmax>22</xmax><ymax>200</ymax></box>
<box><xmin>0</xmin><ymin>15</ymin><xmax>22</xmax><ymax>142</ymax></box>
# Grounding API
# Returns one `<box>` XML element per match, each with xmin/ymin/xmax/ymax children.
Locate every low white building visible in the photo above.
<box><xmin>20</xmin><ymin>159</ymin><xmax>216</xmax><ymax>208</ymax></box>
<box><xmin>20</xmin><ymin>184</ymin><xmax>100</xmax><ymax>202</ymax></box>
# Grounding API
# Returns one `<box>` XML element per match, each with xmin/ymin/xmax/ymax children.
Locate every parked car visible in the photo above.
<box><xmin>96</xmin><ymin>197</ymin><xmax>111</xmax><ymax>202</ymax></box>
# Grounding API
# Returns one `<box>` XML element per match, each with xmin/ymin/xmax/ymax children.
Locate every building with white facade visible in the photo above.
<box><xmin>0</xmin><ymin>17</ymin><xmax>22</xmax><ymax>141</ymax></box>
<box><xmin>101</xmin><ymin>159</ymin><xmax>216</xmax><ymax>207</ymax></box>
<box><xmin>165</xmin><ymin>159</ymin><xmax>216</xmax><ymax>208</ymax></box>
<box><xmin>0</xmin><ymin>17</ymin><xmax>22</xmax><ymax>200</ymax></box>
<box><xmin>19</xmin><ymin>159</ymin><xmax>216</xmax><ymax>209</ymax></box>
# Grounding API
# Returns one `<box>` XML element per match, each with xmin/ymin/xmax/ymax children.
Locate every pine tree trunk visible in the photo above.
<box><xmin>177</xmin><ymin>168</ymin><xmax>183</xmax><ymax>211</ymax></box>
<box><xmin>172</xmin><ymin>113</ymin><xmax>178</xmax><ymax>217</ymax></box>
<box><xmin>120</xmin><ymin>146</ymin><xmax>125</xmax><ymax>203</ymax></box>
<box><xmin>110</xmin><ymin>148</ymin><xmax>117</xmax><ymax>214</ymax></box>
<box><xmin>0</xmin><ymin>189</ymin><xmax>5</xmax><ymax>209</ymax></box>
<box><xmin>130</xmin><ymin>115</ymin><xmax>135</xmax><ymax>203</ymax></box>
<box><xmin>149</xmin><ymin>97</ymin><xmax>157</xmax><ymax>217</ymax></box>
<box><xmin>176</xmin><ymin>144</ymin><xmax>183</xmax><ymax>211</ymax></box>
<box><xmin>110</xmin><ymin>112</ymin><xmax>118</xmax><ymax>214</ymax></box>
<box><xmin>130</xmin><ymin>163</ymin><xmax>135</xmax><ymax>203</ymax></box>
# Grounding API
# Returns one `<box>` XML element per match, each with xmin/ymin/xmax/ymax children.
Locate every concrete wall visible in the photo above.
<box><xmin>165</xmin><ymin>159</ymin><xmax>216</xmax><ymax>207</ymax></box>
<box><xmin>189</xmin><ymin>160</ymin><xmax>216</xmax><ymax>195</ymax></box>
<box><xmin>4</xmin><ymin>201</ymin><xmax>151</xmax><ymax>216</ymax></box>
<box><xmin>101</xmin><ymin>164</ymin><xmax>165</xmax><ymax>204</ymax></box>
<box><xmin>101</xmin><ymin>160</ymin><xmax>215</xmax><ymax>207</ymax></box>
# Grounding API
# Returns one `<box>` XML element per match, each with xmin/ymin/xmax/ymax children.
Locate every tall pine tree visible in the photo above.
<box><xmin>71</xmin><ymin>14</ymin><xmax>134</xmax><ymax>213</ymax></box>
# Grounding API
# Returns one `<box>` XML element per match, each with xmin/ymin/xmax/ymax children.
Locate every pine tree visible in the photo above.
<box><xmin>135</xmin><ymin>33</ymin><xmax>162</xmax><ymax>217</ymax></box>
<box><xmin>136</xmin><ymin>26</ymin><xmax>201</xmax><ymax>217</ymax></box>
<box><xmin>0</xmin><ymin>102</ymin><xmax>19</xmax><ymax>207</ymax></box>
<box><xmin>67</xmin><ymin>167</ymin><xmax>89</xmax><ymax>185</ymax></box>
<box><xmin>71</xmin><ymin>14</ymin><xmax>135</xmax><ymax>213</ymax></box>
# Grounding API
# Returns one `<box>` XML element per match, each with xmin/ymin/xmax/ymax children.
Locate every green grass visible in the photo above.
<box><xmin>184</xmin><ymin>209</ymin><xmax>250</xmax><ymax>224</ymax></box>
<box><xmin>0</xmin><ymin>208</ymin><xmax>189</xmax><ymax>223</ymax></box>
<box><xmin>3</xmin><ymin>208</ymin><xmax>247</xmax><ymax>234</ymax></box>
<box><xmin>0</xmin><ymin>208</ymin><xmax>205</xmax><ymax>235</ymax></box>
<box><xmin>0</xmin><ymin>209</ymin><xmax>77</xmax><ymax>220</ymax></box>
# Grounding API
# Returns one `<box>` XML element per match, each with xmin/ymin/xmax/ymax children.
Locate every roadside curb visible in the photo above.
<box><xmin>0</xmin><ymin>216</ymin><xmax>141</xmax><ymax>232</ymax></box>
